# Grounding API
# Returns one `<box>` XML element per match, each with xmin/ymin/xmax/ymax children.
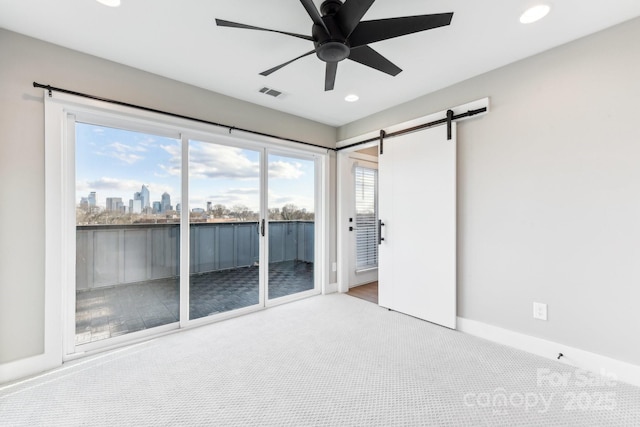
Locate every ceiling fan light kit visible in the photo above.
<box><xmin>216</xmin><ymin>0</ymin><xmax>453</xmax><ymax>91</ymax></box>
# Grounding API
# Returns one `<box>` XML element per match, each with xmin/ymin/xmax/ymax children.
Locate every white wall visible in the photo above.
<box><xmin>3</xmin><ymin>14</ymin><xmax>640</xmax><ymax>376</ymax></box>
<box><xmin>0</xmin><ymin>29</ymin><xmax>336</xmax><ymax>365</ymax></box>
<box><xmin>338</xmin><ymin>17</ymin><xmax>640</xmax><ymax>366</ymax></box>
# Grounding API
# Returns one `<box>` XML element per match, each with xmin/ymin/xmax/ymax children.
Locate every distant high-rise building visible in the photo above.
<box><xmin>176</xmin><ymin>203</ymin><xmax>181</xmax><ymax>213</ymax></box>
<box><xmin>131</xmin><ymin>199</ymin><xmax>142</xmax><ymax>214</ymax></box>
<box><xmin>106</xmin><ymin>197</ymin><xmax>123</xmax><ymax>212</ymax></box>
<box><xmin>80</xmin><ymin>197</ymin><xmax>89</xmax><ymax>210</ymax></box>
<box><xmin>88</xmin><ymin>192</ymin><xmax>96</xmax><ymax>208</ymax></box>
<box><xmin>140</xmin><ymin>185</ymin><xmax>150</xmax><ymax>209</ymax></box>
<box><xmin>152</xmin><ymin>201</ymin><xmax>161</xmax><ymax>214</ymax></box>
<box><xmin>129</xmin><ymin>199</ymin><xmax>134</xmax><ymax>213</ymax></box>
<box><xmin>206</xmin><ymin>201</ymin><xmax>212</xmax><ymax>212</ymax></box>
<box><xmin>161</xmin><ymin>192</ymin><xmax>171</xmax><ymax>213</ymax></box>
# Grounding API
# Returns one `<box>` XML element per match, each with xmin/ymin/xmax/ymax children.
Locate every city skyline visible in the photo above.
<box><xmin>76</xmin><ymin>123</ymin><xmax>315</xmax><ymax>214</ymax></box>
<box><xmin>79</xmin><ymin>185</ymin><xmax>173</xmax><ymax>214</ymax></box>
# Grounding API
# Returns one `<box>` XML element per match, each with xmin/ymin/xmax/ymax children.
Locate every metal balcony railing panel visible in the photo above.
<box><xmin>76</xmin><ymin>221</ymin><xmax>314</xmax><ymax>290</ymax></box>
<box><xmin>189</xmin><ymin>222</ymin><xmax>259</xmax><ymax>274</ymax></box>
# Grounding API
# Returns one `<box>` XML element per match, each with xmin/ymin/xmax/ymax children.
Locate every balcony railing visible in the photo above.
<box><xmin>76</xmin><ymin>221</ymin><xmax>314</xmax><ymax>290</ymax></box>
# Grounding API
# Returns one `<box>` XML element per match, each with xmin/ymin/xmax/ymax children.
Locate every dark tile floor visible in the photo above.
<box><xmin>75</xmin><ymin>261</ymin><xmax>314</xmax><ymax>345</ymax></box>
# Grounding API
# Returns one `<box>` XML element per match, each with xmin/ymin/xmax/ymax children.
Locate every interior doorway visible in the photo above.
<box><xmin>339</xmin><ymin>145</ymin><xmax>379</xmax><ymax>303</ymax></box>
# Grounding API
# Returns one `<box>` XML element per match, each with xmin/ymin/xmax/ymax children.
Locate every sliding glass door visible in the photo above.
<box><xmin>75</xmin><ymin>122</ymin><xmax>181</xmax><ymax>346</ymax></box>
<box><xmin>188</xmin><ymin>140</ymin><xmax>262</xmax><ymax>320</ymax></box>
<box><xmin>267</xmin><ymin>153</ymin><xmax>316</xmax><ymax>301</ymax></box>
<box><xmin>186</xmin><ymin>145</ymin><xmax>319</xmax><ymax>313</ymax></box>
<box><xmin>70</xmin><ymin>115</ymin><xmax>320</xmax><ymax>355</ymax></box>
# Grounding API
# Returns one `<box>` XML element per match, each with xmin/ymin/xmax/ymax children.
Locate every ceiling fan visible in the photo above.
<box><xmin>216</xmin><ymin>0</ymin><xmax>453</xmax><ymax>91</ymax></box>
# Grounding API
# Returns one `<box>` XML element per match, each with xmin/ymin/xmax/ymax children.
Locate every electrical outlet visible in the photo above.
<box><xmin>533</xmin><ymin>302</ymin><xmax>548</xmax><ymax>321</ymax></box>
<box><xmin>332</xmin><ymin>262</ymin><xmax>337</xmax><ymax>272</ymax></box>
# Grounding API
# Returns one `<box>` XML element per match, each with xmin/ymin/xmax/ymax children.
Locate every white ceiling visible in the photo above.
<box><xmin>1</xmin><ymin>0</ymin><xmax>640</xmax><ymax>126</ymax></box>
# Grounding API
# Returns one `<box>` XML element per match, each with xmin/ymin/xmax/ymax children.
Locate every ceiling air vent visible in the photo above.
<box><xmin>259</xmin><ymin>87</ymin><xmax>283</xmax><ymax>98</ymax></box>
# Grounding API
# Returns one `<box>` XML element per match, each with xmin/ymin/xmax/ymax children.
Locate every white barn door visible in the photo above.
<box><xmin>378</xmin><ymin>124</ymin><xmax>457</xmax><ymax>329</ymax></box>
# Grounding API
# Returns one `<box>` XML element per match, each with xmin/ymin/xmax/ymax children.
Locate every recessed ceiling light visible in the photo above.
<box><xmin>520</xmin><ymin>5</ymin><xmax>550</xmax><ymax>24</ymax></box>
<box><xmin>345</xmin><ymin>94</ymin><xmax>359</xmax><ymax>102</ymax></box>
<box><xmin>96</xmin><ymin>0</ymin><xmax>121</xmax><ymax>7</ymax></box>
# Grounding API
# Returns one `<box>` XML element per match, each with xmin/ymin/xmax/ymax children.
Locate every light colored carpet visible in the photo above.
<box><xmin>1</xmin><ymin>293</ymin><xmax>639</xmax><ymax>426</ymax></box>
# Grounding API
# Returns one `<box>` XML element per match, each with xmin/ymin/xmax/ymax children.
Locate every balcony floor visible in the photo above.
<box><xmin>75</xmin><ymin>261</ymin><xmax>313</xmax><ymax>345</ymax></box>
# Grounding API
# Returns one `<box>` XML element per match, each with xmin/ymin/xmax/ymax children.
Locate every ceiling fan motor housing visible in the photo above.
<box><xmin>216</xmin><ymin>0</ymin><xmax>454</xmax><ymax>91</ymax></box>
<box><xmin>314</xmin><ymin>0</ymin><xmax>350</xmax><ymax>63</ymax></box>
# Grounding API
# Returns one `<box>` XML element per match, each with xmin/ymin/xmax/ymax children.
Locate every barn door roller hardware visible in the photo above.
<box><xmin>338</xmin><ymin>106</ymin><xmax>486</xmax><ymax>152</ymax></box>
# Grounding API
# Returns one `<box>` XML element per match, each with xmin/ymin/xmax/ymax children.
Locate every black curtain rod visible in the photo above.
<box><xmin>337</xmin><ymin>107</ymin><xmax>487</xmax><ymax>151</ymax></box>
<box><xmin>32</xmin><ymin>82</ymin><xmax>333</xmax><ymax>152</ymax></box>
<box><xmin>34</xmin><ymin>82</ymin><xmax>486</xmax><ymax>153</ymax></box>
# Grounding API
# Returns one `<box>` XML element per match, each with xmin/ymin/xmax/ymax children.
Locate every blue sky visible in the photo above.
<box><xmin>76</xmin><ymin>123</ymin><xmax>315</xmax><ymax>212</ymax></box>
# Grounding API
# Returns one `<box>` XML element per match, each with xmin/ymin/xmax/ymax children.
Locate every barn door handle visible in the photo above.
<box><xmin>378</xmin><ymin>220</ymin><xmax>385</xmax><ymax>245</ymax></box>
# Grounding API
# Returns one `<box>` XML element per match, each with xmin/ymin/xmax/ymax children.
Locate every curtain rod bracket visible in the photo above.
<box><xmin>446</xmin><ymin>109</ymin><xmax>454</xmax><ymax>141</ymax></box>
<box><xmin>379</xmin><ymin>130</ymin><xmax>386</xmax><ymax>155</ymax></box>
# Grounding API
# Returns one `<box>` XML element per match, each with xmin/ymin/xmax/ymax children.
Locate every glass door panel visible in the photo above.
<box><xmin>75</xmin><ymin>122</ymin><xmax>181</xmax><ymax>346</ymax></box>
<box><xmin>267</xmin><ymin>153</ymin><xmax>316</xmax><ymax>300</ymax></box>
<box><xmin>188</xmin><ymin>140</ymin><xmax>261</xmax><ymax>320</ymax></box>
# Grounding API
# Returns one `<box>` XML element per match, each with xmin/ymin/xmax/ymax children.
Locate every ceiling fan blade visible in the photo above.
<box><xmin>216</xmin><ymin>19</ymin><xmax>313</xmax><ymax>42</ymax></box>
<box><xmin>336</xmin><ymin>0</ymin><xmax>375</xmax><ymax>38</ymax></box>
<box><xmin>260</xmin><ymin>50</ymin><xmax>316</xmax><ymax>76</ymax></box>
<box><xmin>348</xmin><ymin>45</ymin><xmax>402</xmax><ymax>76</ymax></box>
<box><xmin>348</xmin><ymin>13</ymin><xmax>454</xmax><ymax>47</ymax></box>
<box><xmin>325</xmin><ymin>62</ymin><xmax>338</xmax><ymax>91</ymax></box>
<box><xmin>299</xmin><ymin>0</ymin><xmax>330</xmax><ymax>35</ymax></box>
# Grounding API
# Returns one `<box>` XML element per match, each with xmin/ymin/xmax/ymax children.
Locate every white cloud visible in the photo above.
<box><xmin>96</xmin><ymin>141</ymin><xmax>147</xmax><ymax>165</ymax></box>
<box><xmin>159</xmin><ymin>144</ymin><xmax>181</xmax><ymax>176</ymax></box>
<box><xmin>138</xmin><ymin>137</ymin><xmax>157</xmax><ymax>147</ymax></box>
<box><xmin>160</xmin><ymin>144</ymin><xmax>308</xmax><ymax>182</ymax></box>
<box><xmin>110</xmin><ymin>141</ymin><xmax>147</xmax><ymax>153</ymax></box>
<box><xmin>189</xmin><ymin>144</ymin><xmax>259</xmax><ymax>180</ymax></box>
<box><xmin>111</xmin><ymin>152</ymin><xmax>144</xmax><ymax>164</ymax></box>
<box><xmin>269</xmin><ymin>160</ymin><xmax>304</xmax><ymax>180</ymax></box>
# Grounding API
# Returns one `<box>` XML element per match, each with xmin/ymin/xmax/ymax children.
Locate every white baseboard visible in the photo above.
<box><xmin>0</xmin><ymin>353</ymin><xmax>60</xmax><ymax>386</ymax></box>
<box><xmin>324</xmin><ymin>282</ymin><xmax>338</xmax><ymax>294</ymax></box>
<box><xmin>457</xmin><ymin>317</ymin><xmax>640</xmax><ymax>388</ymax></box>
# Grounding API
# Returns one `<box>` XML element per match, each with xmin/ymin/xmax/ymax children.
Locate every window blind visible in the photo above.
<box><xmin>355</xmin><ymin>166</ymin><xmax>378</xmax><ymax>271</ymax></box>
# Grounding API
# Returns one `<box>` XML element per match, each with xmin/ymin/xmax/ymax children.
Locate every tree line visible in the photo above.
<box><xmin>77</xmin><ymin>203</ymin><xmax>313</xmax><ymax>225</ymax></box>
<box><xmin>201</xmin><ymin>203</ymin><xmax>314</xmax><ymax>221</ymax></box>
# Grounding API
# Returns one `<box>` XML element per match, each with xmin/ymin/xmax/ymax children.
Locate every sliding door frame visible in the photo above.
<box><xmin>179</xmin><ymin>131</ymin><xmax>268</xmax><ymax>329</ymax></box>
<box><xmin>265</xmin><ymin>148</ymin><xmax>323</xmax><ymax>307</ymax></box>
<box><xmin>43</xmin><ymin>91</ymin><xmax>329</xmax><ymax>363</ymax></box>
